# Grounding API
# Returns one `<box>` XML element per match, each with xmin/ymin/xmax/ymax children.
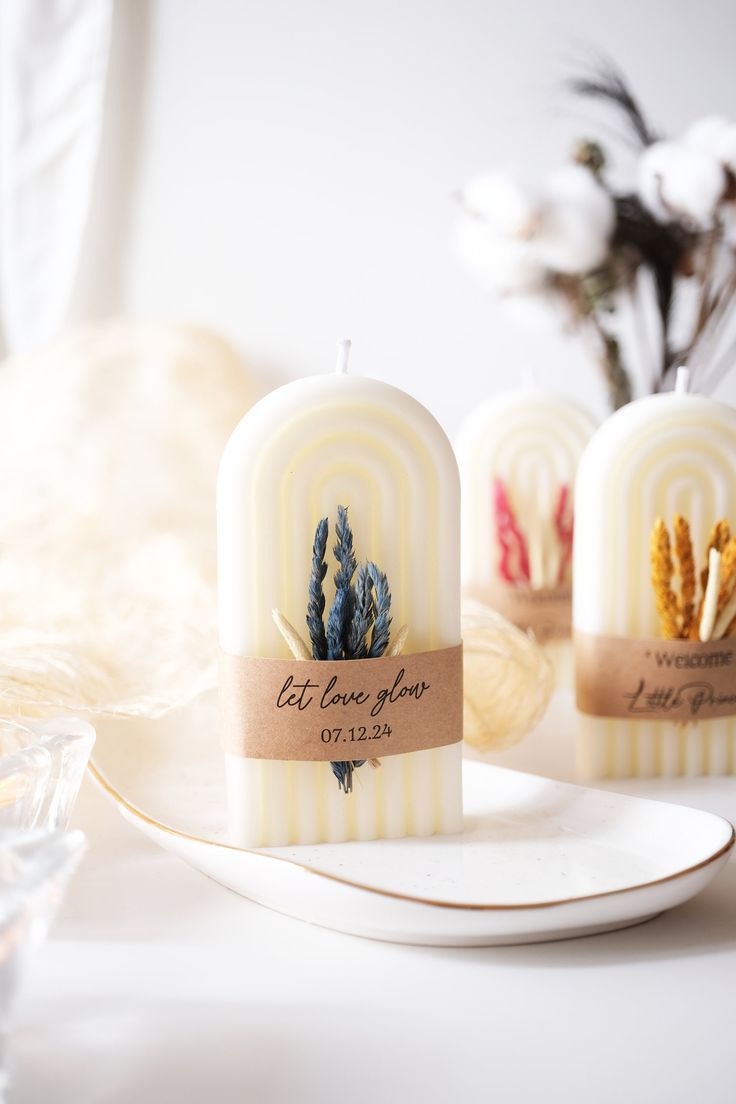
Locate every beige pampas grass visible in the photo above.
<box><xmin>0</xmin><ymin>319</ymin><xmax>254</xmax><ymax>718</ymax></box>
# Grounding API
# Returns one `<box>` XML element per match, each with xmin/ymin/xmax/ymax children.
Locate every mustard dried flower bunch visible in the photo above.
<box><xmin>650</xmin><ymin>516</ymin><xmax>736</xmax><ymax>641</ymax></box>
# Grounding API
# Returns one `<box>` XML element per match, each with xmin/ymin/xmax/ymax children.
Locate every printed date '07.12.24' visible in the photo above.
<box><xmin>320</xmin><ymin>724</ymin><xmax>392</xmax><ymax>744</ymax></box>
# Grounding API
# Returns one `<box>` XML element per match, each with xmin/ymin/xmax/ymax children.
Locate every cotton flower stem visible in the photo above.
<box><xmin>588</xmin><ymin>314</ymin><xmax>632</xmax><ymax>410</ymax></box>
<box><xmin>693</xmin><ymin>225</ymin><xmax>719</xmax><ymax>338</ymax></box>
<box><xmin>694</xmin><ymin>270</ymin><xmax>736</xmax><ymax>391</ymax></box>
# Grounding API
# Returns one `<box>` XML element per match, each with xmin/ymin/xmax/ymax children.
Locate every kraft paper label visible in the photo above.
<box><xmin>575</xmin><ymin>631</ymin><xmax>736</xmax><ymax>722</ymax></box>
<box><xmin>220</xmin><ymin>644</ymin><xmax>463</xmax><ymax>760</ymax></box>
<box><xmin>465</xmin><ymin>584</ymin><xmax>571</xmax><ymax>642</ymax></box>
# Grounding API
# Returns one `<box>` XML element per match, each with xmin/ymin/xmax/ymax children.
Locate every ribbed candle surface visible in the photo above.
<box><xmin>457</xmin><ymin>389</ymin><xmax>596</xmax><ymax>681</ymax></box>
<box><xmin>574</xmin><ymin>391</ymin><xmax>736</xmax><ymax>777</ymax></box>
<box><xmin>218</xmin><ymin>372</ymin><xmax>463</xmax><ymax>846</ymax></box>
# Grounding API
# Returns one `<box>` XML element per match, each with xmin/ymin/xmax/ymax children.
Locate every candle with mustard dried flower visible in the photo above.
<box><xmin>574</xmin><ymin>370</ymin><xmax>736</xmax><ymax>777</ymax></box>
<box><xmin>456</xmin><ymin>386</ymin><xmax>597</xmax><ymax>675</ymax></box>
<box><xmin>218</xmin><ymin>341</ymin><xmax>463</xmax><ymax>846</ymax></box>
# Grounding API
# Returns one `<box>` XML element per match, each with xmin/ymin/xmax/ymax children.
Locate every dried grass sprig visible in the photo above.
<box><xmin>272</xmin><ymin>610</ymin><xmax>312</xmax><ymax>661</ymax></box>
<box><xmin>651</xmin><ymin>516</ymin><xmax>735</xmax><ymax>641</ymax></box>
<box><xmin>713</xmin><ymin>589</ymin><xmax>736</xmax><ymax>641</ymax></box>
<box><xmin>716</xmin><ymin>536</ymin><xmax>736</xmax><ymax>614</ymax></box>
<box><xmin>333</xmin><ymin>504</ymin><xmax>357</xmax><ymax>646</ymax></box>
<box><xmin>701</xmin><ymin>520</ymin><xmax>731</xmax><ymax>591</ymax></box>
<box><xmin>673</xmin><ymin>514</ymin><xmax>696</xmax><ymax>637</ymax></box>
<box><xmin>388</xmin><ymin>624</ymin><xmax>409</xmax><ymax>657</ymax></box>
<box><xmin>333</xmin><ymin>505</ymin><xmax>358</xmax><ymax>591</ymax></box>
<box><xmin>367</xmin><ymin>563</ymin><xmax>392</xmax><ymax>659</ymax></box>
<box><xmin>650</xmin><ymin>518</ymin><xmax>681</xmax><ymax>639</ymax></box>
<box><xmin>325</xmin><ymin>505</ymin><xmax>359</xmax><ymax>664</ymax></box>
<box><xmin>305</xmin><ymin>507</ymin><xmax>398</xmax><ymax>794</ymax></box>
<box><xmin>306</xmin><ymin>517</ymin><xmax>329</xmax><ymax>660</ymax></box>
<box><xmin>347</xmin><ymin>563</ymin><xmax>374</xmax><ymax>660</ymax></box>
<box><xmin>326</xmin><ymin>587</ymin><xmax>350</xmax><ymax>662</ymax></box>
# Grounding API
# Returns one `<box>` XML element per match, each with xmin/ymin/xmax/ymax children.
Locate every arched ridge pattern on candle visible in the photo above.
<box><xmin>631</xmin><ymin>454</ymin><xmax>719</xmax><ymax>635</ymax></box>
<box><xmin>576</xmin><ymin>420</ymin><xmax>735</xmax><ymax>635</ymax></box>
<box><xmin>574</xmin><ymin>394</ymin><xmax>736</xmax><ymax>779</ymax></box>
<box><xmin>610</xmin><ymin>438</ymin><xmax>721</xmax><ymax>635</ymax></box>
<box><xmin>218</xmin><ymin>397</ymin><xmax>452</xmax><ymax>653</ymax></box>
<box><xmin>251</xmin><ymin>402</ymin><xmax>448</xmax><ymax>650</ymax></box>
<box><xmin>279</xmin><ymin>426</ymin><xmax>425</xmax><ymax>646</ymax></box>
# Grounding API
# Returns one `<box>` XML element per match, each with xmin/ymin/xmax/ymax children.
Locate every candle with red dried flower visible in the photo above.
<box><xmin>457</xmin><ymin>388</ymin><xmax>596</xmax><ymax>653</ymax></box>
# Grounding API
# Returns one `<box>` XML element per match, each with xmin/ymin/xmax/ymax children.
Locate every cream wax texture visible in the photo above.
<box><xmin>574</xmin><ymin>388</ymin><xmax>736</xmax><ymax>778</ymax></box>
<box><xmin>218</xmin><ymin>364</ymin><xmax>463</xmax><ymax>847</ymax></box>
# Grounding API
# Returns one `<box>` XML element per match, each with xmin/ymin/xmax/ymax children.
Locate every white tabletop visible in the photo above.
<box><xmin>11</xmin><ymin>699</ymin><xmax>736</xmax><ymax>1104</ymax></box>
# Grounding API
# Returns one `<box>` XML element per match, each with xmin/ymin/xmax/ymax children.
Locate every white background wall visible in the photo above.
<box><xmin>73</xmin><ymin>0</ymin><xmax>736</xmax><ymax>435</ymax></box>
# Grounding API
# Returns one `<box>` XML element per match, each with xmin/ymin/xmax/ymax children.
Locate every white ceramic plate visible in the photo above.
<box><xmin>90</xmin><ymin>697</ymin><xmax>734</xmax><ymax>946</ymax></box>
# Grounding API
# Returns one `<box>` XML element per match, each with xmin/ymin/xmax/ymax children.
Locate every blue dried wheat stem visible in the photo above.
<box><xmin>307</xmin><ymin>506</ymin><xmax>391</xmax><ymax>794</ymax></box>
<box><xmin>347</xmin><ymin>562</ymin><xmax>374</xmax><ymax>659</ymax></box>
<box><xmin>367</xmin><ymin>562</ymin><xmax>392</xmax><ymax>659</ymax></box>
<box><xmin>306</xmin><ymin>517</ymin><xmax>329</xmax><ymax>660</ymax></box>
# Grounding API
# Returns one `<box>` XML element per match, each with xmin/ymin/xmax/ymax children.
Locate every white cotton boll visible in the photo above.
<box><xmin>453</xmin><ymin>215</ymin><xmax>545</xmax><ymax>293</ymax></box>
<box><xmin>685</xmin><ymin>115</ymin><xmax>736</xmax><ymax>172</ymax></box>
<box><xmin>638</xmin><ymin>140</ymin><xmax>727</xmax><ymax>228</ymax></box>
<box><xmin>460</xmin><ymin>171</ymin><xmax>540</xmax><ymax>238</ymax></box>
<box><xmin>535</xmin><ymin>165</ymin><xmax>615</xmax><ymax>274</ymax></box>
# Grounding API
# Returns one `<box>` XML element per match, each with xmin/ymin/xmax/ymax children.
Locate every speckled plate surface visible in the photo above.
<box><xmin>89</xmin><ymin>696</ymin><xmax>734</xmax><ymax>946</ymax></box>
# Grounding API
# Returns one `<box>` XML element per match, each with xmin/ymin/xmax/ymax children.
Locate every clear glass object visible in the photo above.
<box><xmin>0</xmin><ymin>830</ymin><xmax>86</xmax><ymax>1100</ymax></box>
<box><xmin>0</xmin><ymin>717</ymin><xmax>95</xmax><ymax>832</ymax></box>
<box><xmin>0</xmin><ymin>716</ymin><xmax>94</xmax><ymax>1099</ymax></box>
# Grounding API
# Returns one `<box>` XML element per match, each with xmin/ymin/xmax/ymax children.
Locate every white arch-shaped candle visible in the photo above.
<box><xmin>574</xmin><ymin>390</ymin><xmax>736</xmax><ymax>777</ymax></box>
<box><xmin>218</xmin><ymin>367</ymin><xmax>463</xmax><ymax>846</ymax></box>
<box><xmin>457</xmin><ymin>389</ymin><xmax>597</xmax><ymax>596</ymax></box>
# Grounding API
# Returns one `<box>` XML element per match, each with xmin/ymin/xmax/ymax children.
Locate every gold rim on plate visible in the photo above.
<box><xmin>89</xmin><ymin>759</ymin><xmax>735</xmax><ymax>913</ymax></box>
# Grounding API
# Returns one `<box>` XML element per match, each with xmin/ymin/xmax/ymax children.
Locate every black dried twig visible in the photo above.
<box><xmin>568</xmin><ymin>60</ymin><xmax>659</xmax><ymax>148</ymax></box>
<box><xmin>613</xmin><ymin>194</ymin><xmax>692</xmax><ymax>331</ymax></box>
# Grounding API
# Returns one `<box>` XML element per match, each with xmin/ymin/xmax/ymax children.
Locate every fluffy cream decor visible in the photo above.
<box><xmin>462</xmin><ymin>600</ymin><xmax>554</xmax><ymax>752</ymax></box>
<box><xmin>0</xmin><ymin>319</ymin><xmax>254</xmax><ymax>718</ymax></box>
<box><xmin>0</xmin><ymin>322</ymin><xmax>551</xmax><ymax>756</ymax></box>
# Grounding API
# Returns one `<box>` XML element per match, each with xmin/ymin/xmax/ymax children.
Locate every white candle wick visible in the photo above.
<box><xmin>335</xmin><ymin>338</ymin><xmax>352</xmax><ymax>375</ymax></box>
<box><xmin>675</xmin><ymin>366</ymin><xmax>690</xmax><ymax>395</ymax></box>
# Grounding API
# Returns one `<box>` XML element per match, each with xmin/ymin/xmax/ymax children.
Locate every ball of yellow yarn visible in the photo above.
<box><xmin>463</xmin><ymin>600</ymin><xmax>554</xmax><ymax>752</ymax></box>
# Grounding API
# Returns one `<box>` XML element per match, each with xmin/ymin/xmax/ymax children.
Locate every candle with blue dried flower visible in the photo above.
<box><xmin>218</xmin><ymin>341</ymin><xmax>463</xmax><ymax>847</ymax></box>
